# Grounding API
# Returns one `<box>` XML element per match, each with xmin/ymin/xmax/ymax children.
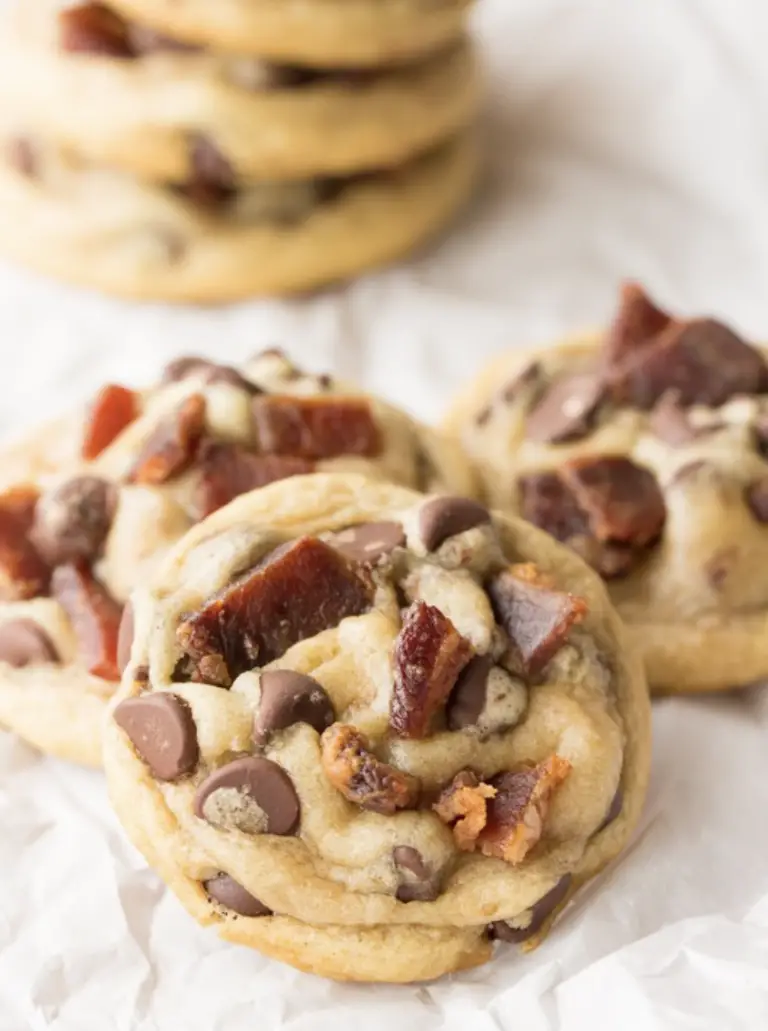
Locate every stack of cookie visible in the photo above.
<box><xmin>0</xmin><ymin>0</ymin><xmax>479</xmax><ymax>301</ymax></box>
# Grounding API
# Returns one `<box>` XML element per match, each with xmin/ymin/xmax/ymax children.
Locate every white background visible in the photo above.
<box><xmin>1</xmin><ymin>1</ymin><xmax>768</xmax><ymax>1028</ymax></box>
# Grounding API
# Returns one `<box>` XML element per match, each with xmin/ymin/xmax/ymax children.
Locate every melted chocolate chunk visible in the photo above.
<box><xmin>418</xmin><ymin>497</ymin><xmax>491</xmax><ymax>552</ymax></box>
<box><xmin>525</xmin><ymin>372</ymin><xmax>606</xmax><ymax>444</ymax></box>
<box><xmin>204</xmin><ymin>874</ymin><xmax>272</xmax><ymax>917</ymax></box>
<box><xmin>489</xmin><ymin>874</ymin><xmax>572</xmax><ymax>944</ymax></box>
<box><xmin>114</xmin><ymin>692</ymin><xmax>199</xmax><ymax>781</ymax></box>
<box><xmin>445</xmin><ymin>655</ymin><xmax>493</xmax><ymax>731</ymax></box>
<box><xmin>32</xmin><ymin>476</ymin><xmax>116</xmax><ymax>567</ymax></box>
<box><xmin>392</xmin><ymin>846</ymin><xmax>441</xmax><ymax>903</ymax></box>
<box><xmin>327</xmin><ymin>521</ymin><xmax>405</xmax><ymax>566</ymax></box>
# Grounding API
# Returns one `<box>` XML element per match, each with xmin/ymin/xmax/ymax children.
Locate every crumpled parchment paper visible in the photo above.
<box><xmin>2</xmin><ymin>0</ymin><xmax>768</xmax><ymax>1027</ymax></box>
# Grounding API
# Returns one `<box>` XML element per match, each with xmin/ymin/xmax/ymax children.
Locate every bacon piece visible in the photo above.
<box><xmin>321</xmin><ymin>724</ymin><xmax>419</xmax><ymax>814</ymax></box>
<box><xmin>252</xmin><ymin>396</ymin><xmax>382</xmax><ymax>459</ymax></box>
<box><xmin>51</xmin><ymin>562</ymin><xmax>122</xmax><ymax>680</ymax></box>
<box><xmin>391</xmin><ymin>602</ymin><xmax>473</xmax><ymax>738</ymax></box>
<box><xmin>81</xmin><ymin>383</ymin><xmax>140</xmax><ymax>460</ymax></box>
<box><xmin>59</xmin><ymin>3</ymin><xmax>133</xmax><ymax>57</ymax></box>
<box><xmin>603</xmin><ymin>282</ymin><xmax>671</xmax><ymax>367</ymax></box>
<box><xmin>127</xmin><ymin>394</ymin><xmax>205</xmax><ymax>485</ymax></box>
<box><xmin>433</xmin><ymin>770</ymin><xmax>495</xmax><ymax>851</ymax></box>
<box><xmin>194</xmin><ymin>441</ymin><xmax>314</xmax><ymax>518</ymax></box>
<box><xmin>0</xmin><ymin>487</ymin><xmax>50</xmax><ymax>600</ymax></box>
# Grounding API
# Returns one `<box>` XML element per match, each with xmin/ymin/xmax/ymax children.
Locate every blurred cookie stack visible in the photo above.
<box><xmin>0</xmin><ymin>0</ymin><xmax>479</xmax><ymax>302</ymax></box>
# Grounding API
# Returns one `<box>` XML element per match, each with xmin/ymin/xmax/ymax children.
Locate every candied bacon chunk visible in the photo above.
<box><xmin>51</xmin><ymin>562</ymin><xmax>122</xmax><ymax>680</ymax></box>
<box><xmin>194</xmin><ymin>441</ymin><xmax>314</xmax><ymax>518</ymax></box>
<box><xmin>391</xmin><ymin>601</ymin><xmax>473</xmax><ymax>739</ymax></box>
<box><xmin>562</xmin><ymin>456</ymin><xmax>666</xmax><ymax>546</ymax></box>
<box><xmin>0</xmin><ymin>486</ymin><xmax>50</xmax><ymax>600</ymax></box>
<box><xmin>177</xmin><ymin>537</ymin><xmax>373</xmax><ymax>686</ymax></box>
<box><xmin>478</xmin><ymin>757</ymin><xmax>571</xmax><ymax>864</ymax></box>
<box><xmin>434</xmin><ymin>757</ymin><xmax>571</xmax><ymax>865</ymax></box>
<box><xmin>433</xmin><ymin>770</ymin><xmax>495</xmax><ymax>852</ymax></box>
<box><xmin>321</xmin><ymin>724</ymin><xmax>419</xmax><ymax>814</ymax></box>
<box><xmin>59</xmin><ymin>3</ymin><xmax>134</xmax><ymax>57</ymax></box>
<box><xmin>603</xmin><ymin>282</ymin><xmax>671</xmax><ymax>367</ymax></box>
<box><xmin>81</xmin><ymin>383</ymin><xmax>140</xmax><ymax>460</ymax></box>
<box><xmin>252</xmin><ymin>395</ymin><xmax>382</xmax><ymax>459</ymax></box>
<box><xmin>127</xmin><ymin>394</ymin><xmax>206</xmax><ymax>485</ymax></box>
<box><xmin>488</xmin><ymin>564</ymin><xmax>587</xmax><ymax>676</ymax></box>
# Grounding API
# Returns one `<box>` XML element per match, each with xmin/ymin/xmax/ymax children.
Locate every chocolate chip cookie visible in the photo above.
<box><xmin>445</xmin><ymin>283</ymin><xmax>768</xmax><ymax>693</ymax></box>
<box><xmin>104</xmin><ymin>0</ymin><xmax>474</xmax><ymax>68</ymax></box>
<box><xmin>0</xmin><ymin>132</ymin><xmax>475</xmax><ymax>301</ymax></box>
<box><xmin>104</xmin><ymin>473</ymin><xmax>649</xmax><ymax>982</ymax></box>
<box><xmin>1</xmin><ymin>4</ymin><xmax>479</xmax><ymax>182</ymax></box>
<box><xmin>0</xmin><ymin>352</ymin><xmax>476</xmax><ymax>766</ymax></box>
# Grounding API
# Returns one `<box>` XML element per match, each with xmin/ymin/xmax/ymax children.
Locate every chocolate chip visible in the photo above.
<box><xmin>114</xmin><ymin>692</ymin><xmax>199</xmax><ymax>781</ymax></box>
<box><xmin>501</xmin><ymin>362</ymin><xmax>542</xmax><ymax>404</ymax></box>
<box><xmin>392</xmin><ymin>846</ymin><xmax>440</xmax><ymax>902</ymax></box>
<box><xmin>0</xmin><ymin>619</ymin><xmax>58</xmax><ymax>668</ymax></box>
<box><xmin>489</xmin><ymin>874</ymin><xmax>572</xmax><ymax>943</ymax></box>
<box><xmin>7</xmin><ymin>138</ymin><xmax>36</xmax><ymax>178</ymax></box>
<box><xmin>598</xmin><ymin>787</ymin><xmax>623</xmax><ymax>831</ymax></box>
<box><xmin>418</xmin><ymin>497</ymin><xmax>491</xmax><ymax>551</ymax></box>
<box><xmin>746</xmin><ymin>478</ymin><xmax>768</xmax><ymax>523</ymax></box>
<box><xmin>31</xmin><ymin>476</ymin><xmax>116</xmax><ymax>567</ymax></box>
<box><xmin>649</xmin><ymin>391</ymin><xmax>700</xmax><ymax>446</ymax></box>
<box><xmin>603</xmin><ymin>283</ymin><xmax>670</xmax><ymax>367</ymax></box>
<box><xmin>705</xmin><ymin>548</ymin><xmax>738</xmax><ymax>591</ymax></box>
<box><xmin>184</xmin><ymin>135</ymin><xmax>236</xmax><ymax>208</ymax></box>
<box><xmin>194</xmin><ymin>756</ymin><xmax>300</xmax><ymax>835</ymax></box>
<box><xmin>525</xmin><ymin>372</ymin><xmax>605</xmax><ymax>444</ymax></box>
<box><xmin>59</xmin><ymin>3</ymin><xmax>133</xmax><ymax>57</ymax></box>
<box><xmin>161</xmin><ymin>356</ymin><xmax>261</xmax><ymax>394</ymax></box>
<box><xmin>117</xmin><ymin>601</ymin><xmax>134</xmax><ymax>675</ymax></box>
<box><xmin>609</xmin><ymin>318</ymin><xmax>768</xmax><ymax>409</ymax></box>
<box><xmin>253</xmin><ymin>670</ymin><xmax>334</xmax><ymax>746</ymax></box>
<box><xmin>446</xmin><ymin>655</ymin><xmax>492</xmax><ymax>730</ymax></box>
<box><xmin>203</xmin><ymin>873</ymin><xmax>272</xmax><ymax>917</ymax></box>
<box><xmin>328</xmin><ymin>521</ymin><xmax>405</xmax><ymax>565</ymax></box>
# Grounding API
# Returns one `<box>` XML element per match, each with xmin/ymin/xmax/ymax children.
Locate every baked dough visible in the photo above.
<box><xmin>104</xmin><ymin>472</ymin><xmax>649</xmax><ymax>982</ymax></box>
<box><xmin>444</xmin><ymin>284</ymin><xmax>768</xmax><ymax>693</ymax></box>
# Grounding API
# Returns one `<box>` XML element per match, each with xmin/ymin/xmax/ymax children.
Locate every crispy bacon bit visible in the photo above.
<box><xmin>81</xmin><ymin>383</ymin><xmax>140</xmax><ymax>460</ymax></box>
<box><xmin>0</xmin><ymin>487</ymin><xmax>50</xmax><ymax>600</ymax></box>
<box><xmin>252</xmin><ymin>396</ymin><xmax>382</xmax><ymax>459</ymax></box>
<box><xmin>391</xmin><ymin>602</ymin><xmax>473</xmax><ymax>739</ymax></box>
<box><xmin>519</xmin><ymin>455</ymin><xmax>666</xmax><ymax>580</ymax></box>
<box><xmin>608</xmin><ymin>317</ymin><xmax>768</xmax><ymax>409</ymax></box>
<box><xmin>194</xmin><ymin>441</ymin><xmax>314</xmax><ymax>518</ymax></box>
<box><xmin>434</xmin><ymin>758</ymin><xmax>571</xmax><ymax>864</ymax></box>
<box><xmin>433</xmin><ymin>770</ymin><xmax>495</xmax><ymax>851</ymax></box>
<box><xmin>59</xmin><ymin>3</ymin><xmax>133</xmax><ymax>57</ymax></box>
<box><xmin>478</xmin><ymin>757</ymin><xmax>571</xmax><ymax>864</ymax></box>
<box><xmin>603</xmin><ymin>282</ymin><xmax>671</xmax><ymax>367</ymax></box>
<box><xmin>177</xmin><ymin>537</ymin><xmax>373</xmax><ymax>686</ymax></box>
<box><xmin>127</xmin><ymin>394</ymin><xmax>205</xmax><ymax>485</ymax></box>
<box><xmin>488</xmin><ymin>564</ymin><xmax>587</xmax><ymax>676</ymax></box>
<box><xmin>321</xmin><ymin>724</ymin><xmax>419</xmax><ymax>814</ymax></box>
<box><xmin>51</xmin><ymin>563</ymin><xmax>122</xmax><ymax>680</ymax></box>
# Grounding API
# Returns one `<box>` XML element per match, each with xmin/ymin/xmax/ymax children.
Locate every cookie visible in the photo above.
<box><xmin>444</xmin><ymin>282</ymin><xmax>768</xmax><ymax>694</ymax></box>
<box><xmin>0</xmin><ymin>133</ymin><xmax>476</xmax><ymax>302</ymax></box>
<box><xmin>105</xmin><ymin>0</ymin><xmax>474</xmax><ymax>68</ymax></box>
<box><xmin>1</xmin><ymin>4</ymin><xmax>479</xmax><ymax>183</ymax></box>
<box><xmin>0</xmin><ymin>352</ymin><xmax>477</xmax><ymax>766</ymax></box>
<box><xmin>103</xmin><ymin>472</ymin><xmax>649</xmax><ymax>982</ymax></box>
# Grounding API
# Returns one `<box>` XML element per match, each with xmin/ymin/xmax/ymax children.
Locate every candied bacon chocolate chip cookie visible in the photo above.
<box><xmin>0</xmin><ymin>352</ymin><xmax>475</xmax><ymax>766</ymax></box>
<box><xmin>445</xmin><ymin>282</ymin><xmax>768</xmax><ymax>693</ymax></box>
<box><xmin>0</xmin><ymin>4</ymin><xmax>479</xmax><ymax>183</ymax></box>
<box><xmin>103</xmin><ymin>473</ymin><xmax>649</xmax><ymax>983</ymax></box>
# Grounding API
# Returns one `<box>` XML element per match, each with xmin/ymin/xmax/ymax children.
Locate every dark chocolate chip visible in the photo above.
<box><xmin>114</xmin><ymin>692</ymin><xmax>199</xmax><ymax>781</ymax></box>
<box><xmin>328</xmin><ymin>521</ymin><xmax>405</xmax><ymax>565</ymax></box>
<box><xmin>418</xmin><ymin>497</ymin><xmax>491</xmax><ymax>551</ymax></box>
<box><xmin>31</xmin><ymin>476</ymin><xmax>116</xmax><ymax>566</ymax></box>
<box><xmin>0</xmin><ymin>619</ymin><xmax>58</xmax><ymax>668</ymax></box>
<box><xmin>525</xmin><ymin>372</ymin><xmax>605</xmax><ymax>444</ymax></box>
<box><xmin>446</xmin><ymin>655</ymin><xmax>492</xmax><ymax>731</ymax></box>
<box><xmin>194</xmin><ymin>756</ymin><xmax>300</xmax><ymax>835</ymax></box>
<box><xmin>117</xmin><ymin>601</ymin><xmax>134</xmax><ymax>675</ymax></box>
<box><xmin>746</xmin><ymin>478</ymin><xmax>768</xmax><ymax>523</ymax></box>
<box><xmin>489</xmin><ymin>874</ymin><xmax>572</xmax><ymax>943</ymax></box>
<box><xmin>253</xmin><ymin>670</ymin><xmax>335</xmax><ymax>746</ymax></box>
<box><xmin>392</xmin><ymin>846</ymin><xmax>440</xmax><ymax>903</ymax></box>
<box><xmin>203</xmin><ymin>873</ymin><xmax>272</xmax><ymax>917</ymax></box>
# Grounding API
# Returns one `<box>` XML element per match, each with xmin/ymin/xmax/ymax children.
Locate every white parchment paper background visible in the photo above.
<box><xmin>2</xmin><ymin>1</ymin><xmax>768</xmax><ymax>1027</ymax></box>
